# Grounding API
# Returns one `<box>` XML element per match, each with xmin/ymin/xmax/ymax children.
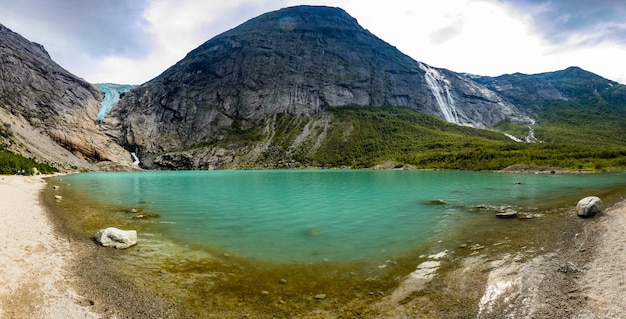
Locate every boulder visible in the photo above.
<box><xmin>95</xmin><ymin>227</ymin><xmax>137</xmax><ymax>249</ymax></box>
<box><xmin>576</xmin><ymin>196</ymin><xmax>603</xmax><ymax>217</ymax></box>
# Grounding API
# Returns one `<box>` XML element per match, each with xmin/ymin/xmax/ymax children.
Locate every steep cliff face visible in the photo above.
<box><xmin>0</xmin><ymin>24</ymin><xmax>135</xmax><ymax>171</ymax></box>
<box><xmin>115</xmin><ymin>5</ymin><xmax>531</xmax><ymax>166</ymax></box>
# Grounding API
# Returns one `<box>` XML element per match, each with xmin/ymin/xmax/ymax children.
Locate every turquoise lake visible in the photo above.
<box><xmin>53</xmin><ymin>170</ymin><xmax>625</xmax><ymax>263</ymax></box>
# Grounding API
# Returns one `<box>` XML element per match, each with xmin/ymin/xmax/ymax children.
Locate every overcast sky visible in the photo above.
<box><xmin>1</xmin><ymin>0</ymin><xmax>624</xmax><ymax>84</ymax></box>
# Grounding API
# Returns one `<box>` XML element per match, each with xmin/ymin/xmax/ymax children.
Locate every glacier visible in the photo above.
<box><xmin>95</xmin><ymin>83</ymin><xmax>135</xmax><ymax>120</ymax></box>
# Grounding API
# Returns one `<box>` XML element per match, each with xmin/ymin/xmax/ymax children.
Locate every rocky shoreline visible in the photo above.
<box><xmin>1</xmin><ymin>174</ymin><xmax>625</xmax><ymax>318</ymax></box>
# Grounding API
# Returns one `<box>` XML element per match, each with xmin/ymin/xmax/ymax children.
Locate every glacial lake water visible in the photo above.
<box><xmin>49</xmin><ymin>170</ymin><xmax>626</xmax><ymax>264</ymax></box>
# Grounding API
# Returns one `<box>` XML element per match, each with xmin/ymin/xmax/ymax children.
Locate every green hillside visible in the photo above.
<box><xmin>211</xmin><ymin>106</ymin><xmax>626</xmax><ymax>171</ymax></box>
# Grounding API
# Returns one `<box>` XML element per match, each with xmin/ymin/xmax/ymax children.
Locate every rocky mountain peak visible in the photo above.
<box><xmin>0</xmin><ymin>24</ymin><xmax>50</xmax><ymax>60</ymax></box>
<box><xmin>114</xmin><ymin>5</ymin><xmax>531</xmax><ymax>165</ymax></box>
<box><xmin>222</xmin><ymin>6</ymin><xmax>361</xmax><ymax>34</ymax></box>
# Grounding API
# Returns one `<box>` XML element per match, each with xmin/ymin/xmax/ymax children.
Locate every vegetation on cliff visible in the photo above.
<box><xmin>190</xmin><ymin>106</ymin><xmax>626</xmax><ymax>171</ymax></box>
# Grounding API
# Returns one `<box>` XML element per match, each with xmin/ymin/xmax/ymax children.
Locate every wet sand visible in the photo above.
<box><xmin>1</xmin><ymin>174</ymin><xmax>625</xmax><ymax>318</ymax></box>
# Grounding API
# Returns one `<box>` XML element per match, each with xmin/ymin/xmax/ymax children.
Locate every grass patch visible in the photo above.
<box><xmin>0</xmin><ymin>150</ymin><xmax>57</xmax><ymax>175</ymax></box>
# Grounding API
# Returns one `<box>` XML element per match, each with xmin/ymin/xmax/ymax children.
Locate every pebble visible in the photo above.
<box><xmin>314</xmin><ymin>294</ymin><xmax>326</xmax><ymax>300</ymax></box>
<box><xmin>279</xmin><ymin>278</ymin><xmax>287</xmax><ymax>284</ymax></box>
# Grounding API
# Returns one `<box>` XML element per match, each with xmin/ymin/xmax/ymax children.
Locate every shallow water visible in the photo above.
<box><xmin>50</xmin><ymin>170</ymin><xmax>624</xmax><ymax>261</ymax></box>
<box><xmin>45</xmin><ymin>170</ymin><xmax>626</xmax><ymax>317</ymax></box>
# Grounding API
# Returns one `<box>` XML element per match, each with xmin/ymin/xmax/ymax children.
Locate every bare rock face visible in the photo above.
<box><xmin>114</xmin><ymin>5</ymin><xmax>531</xmax><ymax>167</ymax></box>
<box><xmin>576</xmin><ymin>196</ymin><xmax>604</xmax><ymax>218</ymax></box>
<box><xmin>0</xmin><ymin>24</ymin><xmax>135</xmax><ymax>171</ymax></box>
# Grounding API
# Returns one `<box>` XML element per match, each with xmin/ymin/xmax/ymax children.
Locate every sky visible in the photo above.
<box><xmin>0</xmin><ymin>0</ymin><xmax>624</xmax><ymax>85</ymax></box>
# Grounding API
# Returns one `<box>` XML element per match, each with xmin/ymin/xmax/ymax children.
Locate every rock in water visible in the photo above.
<box><xmin>576</xmin><ymin>196</ymin><xmax>603</xmax><ymax>217</ymax></box>
<box><xmin>495</xmin><ymin>209</ymin><xmax>518</xmax><ymax>218</ymax></box>
<box><xmin>95</xmin><ymin>227</ymin><xmax>137</xmax><ymax>249</ymax></box>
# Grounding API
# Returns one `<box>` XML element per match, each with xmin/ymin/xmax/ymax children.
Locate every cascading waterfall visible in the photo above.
<box><xmin>419</xmin><ymin>63</ymin><xmax>459</xmax><ymax>124</ymax></box>
<box><xmin>524</xmin><ymin>126</ymin><xmax>537</xmax><ymax>142</ymax></box>
<box><xmin>131</xmin><ymin>152</ymin><xmax>140</xmax><ymax>165</ymax></box>
<box><xmin>95</xmin><ymin>83</ymin><xmax>135</xmax><ymax>121</ymax></box>
<box><xmin>504</xmin><ymin>122</ymin><xmax>539</xmax><ymax>143</ymax></box>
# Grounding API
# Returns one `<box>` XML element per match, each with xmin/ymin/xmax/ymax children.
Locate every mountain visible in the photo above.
<box><xmin>471</xmin><ymin>67</ymin><xmax>626</xmax><ymax>146</ymax></box>
<box><xmin>113</xmin><ymin>5</ymin><xmax>535</xmax><ymax>168</ymax></box>
<box><xmin>1</xmin><ymin>6</ymin><xmax>624</xmax><ymax>172</ymax></box>
<box><xmin>470</xmin><ymin>66</ymin><xmax>622</xmax><ymax>113</ymax></box>
<box><xmin>0</xmin><ymin>24</ymin><xmax>135</xmax><ymax>171</ymax></box>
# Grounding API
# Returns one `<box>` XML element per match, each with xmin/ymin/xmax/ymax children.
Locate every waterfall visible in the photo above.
<box><xmin>131</xmin><ymin>152</ymin><xmax>140</xmax><ymax>165</ymax></box>
<box><xmin>524</xmin><ymin>126</ymin><xmax>537</xmax><ymax>143</ymax></box>
<box><xmin>503</xmin><ymin>126</ymin><xmax>539</xmax><ymax>143</ymax></box>
<box><xmin>504</xmin><ymin>133</ymin><xmax>523</xmax><ymax>142</ymax></box>
<box><xmin>95</xmin><ymin>83</ymin><xmax>136</xmax><ymax>121</ymax></box>
<box><xmin>419</xmin><ymin>63</ymin><xmax>459</xmax><ymax>124</ymax></box>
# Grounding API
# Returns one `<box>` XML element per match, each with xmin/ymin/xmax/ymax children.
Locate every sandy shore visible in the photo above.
<box><xmin>1</xmin><ymin>173</ymin><xmax>625</xmax><ymax>318</ymax></box>
<box><xmin>0</xmin><ymin>175</ymin><xmax>99</xmax><ymax>319</ymax></box>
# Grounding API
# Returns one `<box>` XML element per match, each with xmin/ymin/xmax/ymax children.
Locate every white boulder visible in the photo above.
<box><xmin>95</xmin><ymin>227</ymin><xmax>137</xmax><ymax>249</ymax></box>
<box><xmin>576</xmin><ymin>196</ymin><xmax>604</xmax><ymax>217</ymax></box>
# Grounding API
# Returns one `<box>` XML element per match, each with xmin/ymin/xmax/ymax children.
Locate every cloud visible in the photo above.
<box><xmin>0</xmin><ymin>0</ymin><xmax>158</xmax><ymax>83</ymax></box>
<box><xmin>429</xmin><ymin>19</ymin><xmax>465</xmax><ymax>45</ymax></box>
<box><xmin>506</xmin><ymin>0</ymin><xmax>626</xmax><ymax>46</ymax></box>
<box><xmin>0</xmin><ymin>0</ymin><xmax>154</xmax><ymax>58</ymax></box>
<box><xmin>96</xmin><ymin>0</ymin><xmax>284</xmax><ymax>83</ymax></box>
<box><xmin>0</xmin><ymin>0</ymin><xmax>624</xmax><ymax>84</ymax></box>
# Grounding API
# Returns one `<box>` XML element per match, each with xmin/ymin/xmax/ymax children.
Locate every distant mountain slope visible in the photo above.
<box><xmin>471</xmin><ymin>67</ymin><xmax>626</xmax><ymax>146</ymax></box>
<box><xmin>0</xmin><ymin>23</ymin><xmax>134</xmax><ymax>171</ymax></box>
<box><xmin>114</xmin><ymin>5</ymin><xmax>532</xmax><ymax>167</ymax></box>
<box><xmin>470</xmin><ymin>66</ymin><xmax>622</xmax><ymax>112</ymax></box>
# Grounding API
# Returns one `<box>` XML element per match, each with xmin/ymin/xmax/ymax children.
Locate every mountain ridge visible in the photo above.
<box><xmin>112</xmin><ymin>5</ymin><xmax>535</xmax><ymax>168</ymax></box>
<box><xmin>1</xmin><ymin>6</ymin><xmax>625</xmax><ymax>172</ymax></box>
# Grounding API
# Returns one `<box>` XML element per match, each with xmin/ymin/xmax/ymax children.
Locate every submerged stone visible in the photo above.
<box><xmin>95</xmin><ymin>227</ymin><xmax>137</xmax><ymax>249</ymax></box>
<box><xmin>313</xmin><ymin>294</ymin><xmax>326</xmax><ymax>301</ymax></box>
<box><xmin>426</xmin><ymin>199</ymin><xmax>447</xmax><ymax>205</ymax></box>
<box><xmin>132</xmin><ymin>213</ymin><xmax>160</xmax><ymax>219</ymax></box>
<box><xmin>495</xmin><ymin>209</ymin><xmax>517</xmax><ymax>218</ymax></box>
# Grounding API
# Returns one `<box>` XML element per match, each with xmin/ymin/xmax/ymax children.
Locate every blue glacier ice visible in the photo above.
<box><xmin>95</xmin><ymin>83</ymin><xmax>136</xmax><ymax>120</ymax></box>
